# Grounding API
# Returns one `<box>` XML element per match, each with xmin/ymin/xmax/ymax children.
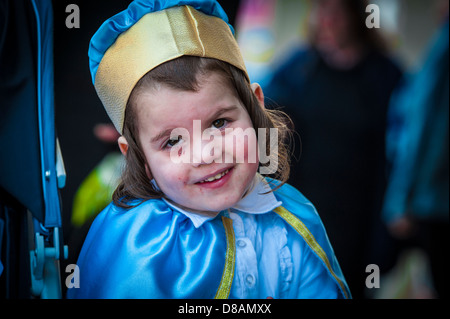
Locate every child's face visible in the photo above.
<box><xmin>134</xmin><ymin>73</ymin><xmax>260</xmax><ymax>214</ymax></box>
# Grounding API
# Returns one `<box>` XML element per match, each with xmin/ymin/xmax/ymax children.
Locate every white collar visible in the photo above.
<box><xmin>161</xmin><ymin>174</ymin><xmax>282</xmax><ymax>228</ymax></box>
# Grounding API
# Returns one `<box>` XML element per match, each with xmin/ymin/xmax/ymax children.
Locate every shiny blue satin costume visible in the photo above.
<box><xmin>70</xmin><ymin>0</ymin><xmax>351</xmax><ymax>299</ymax></box>
<box><xmin>67</xmin><ymin>179</ymin><xmax>350</xmax><ymax>299</ymax></box>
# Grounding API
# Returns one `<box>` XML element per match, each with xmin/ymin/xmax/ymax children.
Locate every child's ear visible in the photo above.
<box><xmin>145</xmin><ymin>164</ymin><xmax>153</xmax><ymax>180</ymax></box>
<box><xmin>118</xmin><ymin>136</ymin><xmax>128</xmax><ymax>156</ymax></box>
<box><xmin>118</xmin><ymin>135</ymin><xmax>154</xmax><ymax>180</ymax></box>
<box><xmin>251</xmin><ymin>83</ymin><xmax>265</xmax><ymax>108</ymax></box>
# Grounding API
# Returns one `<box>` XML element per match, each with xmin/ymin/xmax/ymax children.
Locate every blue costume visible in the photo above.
<box><xmin>67</xmin><ymin>176</ymin><xmax>350</xmax><ymax>298</ymax></box>
<box><xmin>68</xmin><ymin>0</ymin><xmax>351</xmax><ymax>299</ymax></box>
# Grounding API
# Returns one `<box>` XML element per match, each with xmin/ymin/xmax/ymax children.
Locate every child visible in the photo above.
<box><xmin>67</xmin><ymin>0</ymin><xmax>351</xmax><ymax>299</ymax></box>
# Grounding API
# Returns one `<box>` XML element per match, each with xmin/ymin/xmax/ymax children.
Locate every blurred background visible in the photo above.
<box><xmin>50</xmin><ymin>0</ymin><xmax>448</xmax><ymax>299</ymax></box>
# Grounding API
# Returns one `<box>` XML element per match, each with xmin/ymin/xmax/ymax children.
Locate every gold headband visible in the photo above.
<box><xmin>94</xmin><ymin>5</ymin><xmax>248</xmax><ymax>134</ymax></box>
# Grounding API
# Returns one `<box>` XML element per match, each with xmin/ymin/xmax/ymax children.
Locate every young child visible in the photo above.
<box><xmin>67</xmin><ymin>0</ymin><xmax>351</xmax><ymax>299</ymax></box>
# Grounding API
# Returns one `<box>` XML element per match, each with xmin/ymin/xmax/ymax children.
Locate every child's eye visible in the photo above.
<box><xmin>165</xmin><ymin>135</ymin><xmax>182</xmax><ymax>148</ymax></box>
<box><xmin>212</xmin><ymin>119</ymin><xmax>227</xmax><ymax>129</ymax></box>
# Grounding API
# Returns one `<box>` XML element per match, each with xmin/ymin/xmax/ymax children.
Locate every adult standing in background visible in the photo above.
<box><xmin>382</xmin><ymin>11</ymin><xmax>448</xmax><ymax>298</ymax></box>
<box><xmin>264</xmin><ymin>0</ymin><xmax>403</xmax><ymax>298</ymax></box>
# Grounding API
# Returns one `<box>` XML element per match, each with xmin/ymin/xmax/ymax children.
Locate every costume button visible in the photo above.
<box><xmin>246</xmin><ymin>274</ymin><xmax>255</xmax><ymax>287</ymax></box>
<box><xmin>237</xmin><ymin>239</ymin><xmax>247</xmax><ymax>248</ymax></box>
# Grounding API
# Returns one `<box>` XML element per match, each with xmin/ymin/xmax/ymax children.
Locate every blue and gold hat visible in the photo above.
<box><xmin>89</xmin><ymin>0</ymin><xmax>248</xmax><ymax>133</ymax></box>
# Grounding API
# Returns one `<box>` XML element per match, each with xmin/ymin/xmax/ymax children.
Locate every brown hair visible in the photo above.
<box><xmin>112</xmin><ymin>56</ymin><xmax>293</xmax><ymax>209</ymax></box>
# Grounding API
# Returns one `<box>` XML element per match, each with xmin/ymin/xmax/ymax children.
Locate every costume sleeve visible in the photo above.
<box><xmin>273</xmin><ymin>182</ymin><xmax>352</xmax><ymax>299</ymax></box>
<box><xmin>296</xmin><ymin>239</ymin><xmax>341</xmax><ymax>299</ymax></box>
<box><xmin>66</xmin><ymin>200</ymin><xmax>229</xmax><ymax>299</ymax></box>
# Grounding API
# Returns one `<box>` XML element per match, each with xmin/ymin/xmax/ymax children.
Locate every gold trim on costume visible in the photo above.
<box><xmin>94</xmin><ymin>5</ymin><xmax>248</xmax><ymax>133</ymax></box>
<box><xmin>214</xmin><ymin>216</ymin><xmax>235</xmax><ymax>299</ymax></box>
<box><xmin>274</xmin><ymin>206</ymin><xmax>350</xmax><ymax>299</ymax></box>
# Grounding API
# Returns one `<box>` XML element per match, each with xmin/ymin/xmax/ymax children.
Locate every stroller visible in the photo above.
<box><xmin>0</xmin><ymin>0</ymin><xmax>67</xmax><ymax>298</ymax></box>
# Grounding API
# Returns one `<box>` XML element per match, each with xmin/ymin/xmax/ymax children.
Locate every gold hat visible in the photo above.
<box><xmin>92</xmin><ymin>5</ymin><xmax>248</xmax><ymax>134</ymax></box>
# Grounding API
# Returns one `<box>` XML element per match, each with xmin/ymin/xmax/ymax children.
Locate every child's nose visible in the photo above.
<box><xmin>191</xmin><ymin>136</ymin><xmax>223</xmax><ymax>167</ymax></box>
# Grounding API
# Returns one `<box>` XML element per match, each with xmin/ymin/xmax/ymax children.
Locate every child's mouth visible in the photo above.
<box><xmin>198</xmin><ymin>168</ymin><xmax>230</xmax><ymax>183</ymax></box>
<box><xmin>196</xmin><ymin>167</ymin><xmax>233</xmax><ymax>188</ymax></box>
